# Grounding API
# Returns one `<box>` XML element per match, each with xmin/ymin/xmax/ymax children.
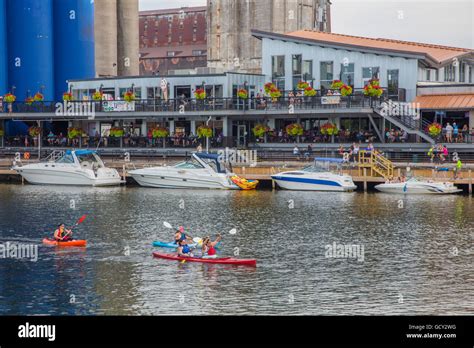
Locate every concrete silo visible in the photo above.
<box><xmin>117</xmin><ymin>0</ymin><xmax>139</xmax><ymax>76</ymax></box>
<box><xmin>94</xmin><ymin>0</ymin><xmax>118</xmax><ymax>77</ymax></box>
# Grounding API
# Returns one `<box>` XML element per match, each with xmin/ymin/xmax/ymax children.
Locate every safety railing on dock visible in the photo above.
<box><xmin>358</xmin><ymin>150</ymin><xmax>394</xmax><ymax>179</ymax></box>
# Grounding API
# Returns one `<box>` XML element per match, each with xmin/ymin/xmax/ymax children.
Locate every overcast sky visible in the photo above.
<box><xmin>140</xmin><ymin>0</ymin><xmax>473</xmax><ymax>48</ymax></box>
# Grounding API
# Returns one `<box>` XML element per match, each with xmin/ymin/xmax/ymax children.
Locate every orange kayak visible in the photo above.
<box><xmin>42</xmin><ymin>238</ymin><xmax>87</xmax><ymax>247</ymax></box>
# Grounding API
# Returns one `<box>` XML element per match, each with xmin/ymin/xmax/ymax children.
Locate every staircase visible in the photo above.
<box><xmin>373</xmin><ymin>101</ymin><xmax>436</xmax><ymax>144</ymax></box>
<box><xmin>358</xmin><ymin>150</ymin><xmax>394</xmax><ymax>179</ymax></box>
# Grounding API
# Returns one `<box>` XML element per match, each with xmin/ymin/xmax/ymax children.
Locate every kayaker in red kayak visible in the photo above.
<box><xmin>201</xmin><ymin>234</ymin><xmax>221</xmax><ymax>259</ymax></box>
<box><xmin>177</xmin><ymin>239</ymin><xmax>194</xmax><ymax>257</ymax></box>
<box><xmin>54</xmin><ymin>224</ymin><xmax>73</xmax><ymax>242</ymax></box>
<box><xmin>174</xmin><ymin>226</ymin><xmax>193</xmax><ymax>244</ymax></box>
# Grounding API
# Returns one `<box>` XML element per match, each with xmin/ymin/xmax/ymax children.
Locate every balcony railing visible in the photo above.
<box><xmin>0</xmin><ymin>91</ymin><xmax>388</xmax><ymax>114</ymax></box>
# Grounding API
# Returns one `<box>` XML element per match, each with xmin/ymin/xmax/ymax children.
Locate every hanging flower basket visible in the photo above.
<box><xmin>252</xmin><ymin>124</ymin><xmax>270</xmax><ymax>138</ymax></box>
<box><xmin>297</xmin><ymin>81</ymin><xmax>309</xmax><ymax>90</ymax></box>
<box><xmin>286</xmin><ymin>123</ymin><xmax>304</xmax><ymax>137</ymax></box>
<box><xmin>363</xmin><ymin>79</ymin><xmax>383</xmax><ymax>98</ymax></box>
<box><xmin>427</xmin><ymin>123</ymin><xmax>442</xmax><ymax>137</ymax></box>
<box><xmin>340</xmin><ymin>84</ymin><xmax>353</xmax><ymax>96</ymax></box>
<box><xmin>264</xmin><ymin>82</ymin><xmax>276</xmax><ymax>94</ymax></box>
<box><xmin>4</xmin><ymin>93</ymin><xmax>16</xmax><ymax>103</ymax></box>
<box><xmin>237</xmin><ymin>89</ymin><xmax>248</xmax><ymax>99</ymax></box>
<box><xmin>303</xmin><ymin>87</ymin><xmax>317</xmax><ymax>97</ymax></box>
<box><xmin>124</xmin><ymin>91</ymin><xmax>136</xmax><ymax>103</ymax></box>
<box><xmin>25</xmin><ymin>97</ymin><xmax>34</xmax><ymax>106</ymax></box>
<box><xmin>0</xmin><ymin>129</ymin><xmax>4</xmax><ymax>137</ymax></box>
<box><xmin>151</xmin><ymin>127</ymin><xmax>169</xmax><ymax>139</ymax></box>
<box><xmin>28</xmin><ymin>126</ymin><xmax>42</xmax><ymax>137</ymax></box>
<box><xmin>330</xmin><ymin>80</ymin><xmax>344</xmax><ymax>90</ymax></box>
<box><xmin>62</xmin><ymin>92</ymin><xmax>73</xmax><ymax>101</ymax></box>
<box><xmin>33</xmin><ymin>93</ymin><xmax>44</xmax><ymax>102</ymax></box>
<box><xmin>197</xmin><ymin>125</ymin><xmax>213</xmax><ymax>138</ymax></box>
<box><xmin>92</xmin><ymin>91</ymin><xmax>103</xmax><ymax>101</ymax></box>
<box><xmin>109</xmin><ymin>127</ymin><xmax>125</xmax><ymax>137</ymax></box>
<box><xmin>320</xmin><ymin>123</ymin><xmax>339</xmax><ymax>136</ymax></box>
<box><xmin>194</xmin><ymin>88</ymin><xmax>206</xmax><ymax>100</ymax></box>
<box><xmin>67</xmin><ymin>127</ymin><xmax>83</xmax><ymax>139</ymax></box>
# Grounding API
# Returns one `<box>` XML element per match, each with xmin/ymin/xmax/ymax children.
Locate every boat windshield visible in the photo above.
<box><xmin>174</xmin><ymin>157</ymin><xmax>204</xmax><ymax>169</ymax></box>
<box><xmin>77</xmin><ymin>153</ymin><xmax>104</xmax><ymax>168</ymax></box>
<box><xmin>302</xmin><ymin>164</ymin><xmax>327</xmax><ymax>173</ymax></box>
<box><xmin>56</xmin><ymin>153</ymin><xmax>75</xmax><ymax>164</ymax></box>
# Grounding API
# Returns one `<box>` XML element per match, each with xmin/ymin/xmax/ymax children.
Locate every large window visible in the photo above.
<box><xmin>387</xmin><ymin>69</ymin><xmax>399</xmax><ymax>100</ymax></box>
<box><xmin>362</xmin><ymin>67</ymin><xmax>380</xmax><ymax>85</ymax></box>
<box><xmin>340</xmin><ymin>63</ymin><xmax>355</xmax><ymax>87</ymax></box>
<box><xmin>320</xmin><ymin>61</ymin><xmax>333</xmax><ymax>89</ymax></box>
<box><xmin>292</xmin><ymin>54</ymin><xmax>302</xmax><ymax>88</ymax></box>
<box><xmin>460</xmin><ymin>63</ymin><xmax>466</xmax><ymax>82</ymax></box>
<box><xmin>272</xmin><ymin>55</ymin><xmax>285</xmax><ymax>91</ymax></box>
<box><xmin>444</xmin><ymin>64</ymin><xmax>456</xmax><ymax>82</ymax></box>
<box><xmin>303</xmin><ymin>60</ymin><xmax>313</xmax><ymax>85</ymax></box>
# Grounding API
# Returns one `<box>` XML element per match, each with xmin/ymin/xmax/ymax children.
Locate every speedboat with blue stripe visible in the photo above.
<box><xmin>271</xmin><ymin>158</ymin><xmax>357</xmax><ymax>192</ymax></box>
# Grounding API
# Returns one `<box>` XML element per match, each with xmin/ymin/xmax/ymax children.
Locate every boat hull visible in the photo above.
<box><xmin>375</xmin><ymin>183</ymin><xmax>462</xmax><ymax>194</ymax></box>
<box><xmin>130</xmin><ymin>171</ymin><xmax>238</xmax><ymax>190</ymax></box>
<box><xmin>153</xmin><ymin>252</ymin><xmax>256</xmax><ymax>266</ymax></box>
<box><xmin>271</xmin><ymin>176</ymin><xmax>356</xmax><ymax>192</ymax></box>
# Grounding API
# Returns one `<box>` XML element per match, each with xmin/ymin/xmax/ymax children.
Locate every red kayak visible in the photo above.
<box><xmin>42</xmin><ymin>238</ymin><xmax>87</xmax><ymax>247</ymax></box>
<box><xmin>153</xmin><ymin>252</ymin><xmax>256</xmax><ymax>267</ymax></box>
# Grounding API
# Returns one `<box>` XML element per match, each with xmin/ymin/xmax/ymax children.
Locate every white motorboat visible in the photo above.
<box><xmin>12</xmin><ymin>150</ymin><xmax>122</xmax><ymax>186</ymax></box>
<box><xmin>375</xmin><ymin>177</ymin><xmax>462</xmax><ymax>194</ymax></box>
<box><xmin>271</xmin><ymin>158</ymin><xmax>357</xmax><ymax>192</ymax></box>
<box><xmin>129</xmin><ymin>152</ymin><xmax>239</xmax><ymax>189</ymax></box>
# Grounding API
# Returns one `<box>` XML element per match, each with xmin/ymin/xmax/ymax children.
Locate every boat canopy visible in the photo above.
<box><xmin>314</xmin><ymin>157</ymin><xmax>345</xmax><ymax>163</ymax></box>
<box><xmin>194</xmin><ymin>152</ymin><xmax>225</xmax><ymax>173</ymax></box>
<box><xmin>66</xmin><ymin>150</ymin><xmax>97</xmax><ymax>156</ymax></box>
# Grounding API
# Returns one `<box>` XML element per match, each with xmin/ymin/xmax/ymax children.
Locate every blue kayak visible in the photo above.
<box><xmin>152</xmin><ymin>241</ymin><xmax>220</xmax><ymax>249</ymax></box>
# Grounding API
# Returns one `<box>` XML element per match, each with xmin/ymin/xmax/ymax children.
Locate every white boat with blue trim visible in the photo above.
<box><xmin>12</xmin><ymin>150</ymin><xmax>122</xmax><ymax>186</ymax></box>
<box><xmin>271</xmin><ymin>158</ymin><xmax>357</xmax><ymax>192</ymax></box>
<box><xmin>375</xmin><ymin>177</ymin><xmax>462</xmax><ymax>194</ymax></box>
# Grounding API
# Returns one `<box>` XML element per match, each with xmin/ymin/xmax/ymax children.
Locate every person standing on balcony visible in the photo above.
<box><xmin>445</xmin><ymin>123</ymin><xmax>453</xmax><ymax>143</ymax></box>
<box><xmin>293</xmin><ymin>145</ymin><xmax>300</xmax><ymax>160</ymax></box>
<box><xmin>453</xmin><ymin>123</ymin><xmax>459</xmax><ymax>143</ymax></box>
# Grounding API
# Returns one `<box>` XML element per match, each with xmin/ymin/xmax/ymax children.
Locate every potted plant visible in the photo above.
<box><xmin>92</xmin><ymin>91</ymin><xmax>103</xmax><ymax>101</ymax></box>
<box><xmin>320</xmin><ymin>123</ymin><xmax>339</xmax><ymax>136</ymax></box>
<box><xmin>194</xmin><ymin>88</ymin><xmax>206</xmax><ymax>100</ymax></box>
<box><xmin>151</xmin><ymin>126</ymin><xmax>169</xmax><ymax>148</ymax></box>
<box><xmin>63</xmin><ymin>92</ymin><xmax>73</xmax><ymax>101</ymax></box>
<box><xmin>264</xmin><ymin>82</ymin><xmax>276</xmax><ymax>94</ymax></box>
<box><xmin>330</xmin><ymin>80</ymin><xmax>344</xmax><ymax>90</ymax></box>
<box><xmin>363</xmin><ymin>79</ymin><xmax>383</xmax><ymax>98</ymax></box>
<box><xmin>303</xmin><ymin>86</ymin><xmax>317</xmax><ymax>97</ymax></box>
<box><xmin>67</xmin><ymin>127</ymin><xmax>83</xmax><ymax>139</ymax></box>
<box><xmin>4</xmin><ymin>93</ymin><xmax>16</xmax><ymax>103</ymax></box>
<box><xmin>340</xmin><ymin>84</ymin><xmax>353</xmax><ymax>96</ymax></box>
<box><xmin>237</xmin><ymin>89</ymin><xmax>248</xmax><ymax>99</ymax></box>
<box><xmin>427</xmin><ymin>123</ymin><xmax>442</xmax><ymax>137</ymax></box>
<box><xmin>286</xmin><ymin>123</ymin><xmax>304</xmax><ymax>137</ymax></box>
<box><xmin>297</xmin><ymin>81</ymin><xmax>309</xmax><ymax>90</ymax></box>
<box><xmin>124</xmin><ymin>91</ymin><xmax>136</xmax><ymax>103</ymax></box>
<box><xmin>0</xmin><ymin>129</ymin><xmax>4</xmax><ymax>137</ymax></box>
<box><xmin>33</xmin><ymin>92</ymin><xmax>44</xmax><ymax>102</ymax></box>
<box><xmin>109</xmin><ymin>127</ymin><xmax>125</xmax><ymax>138</ymax></box>
<box><xmin>197</xmin><ymin>125</ymin><xmax>213</xmax><ymax>139</ymax></box>
<box><xmin>25</xmin><ymin>97</ymin><xmax>34</xmax><ymax>106</ymax></box>
<box><xmin>252</xmin><ymin>124</ymin><xmax>270</xmax><ymax>139</ymax></box>
<box><xmin>28</xmin><ymin>126</ymin><xmax>41</xmax><ymax>137</ymax></box>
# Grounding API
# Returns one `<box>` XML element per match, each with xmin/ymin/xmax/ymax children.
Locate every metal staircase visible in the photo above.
<box><xmin>373</xmin><ymin>102</ymin><xmax>436</xmax><ymax>144</ymax></box>
<box><xmin>358</xmin><ymin>150</ymin><xmax>394</xmax><ymax>179</ymax></box>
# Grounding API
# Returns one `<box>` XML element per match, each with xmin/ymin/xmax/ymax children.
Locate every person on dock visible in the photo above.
<box><xmin>293</xmin><ymin>145</ymin><xmax>300</xmax><ymax>160</ymax></box>
<box><xmin>177</xmin><ymin>239</ymin><xmax>194</xmax><ymax>257</ymax></box>
<box><xmin>454</xmin><ymin>158</ymin><xmax>463</xmax><ymax>179</ymax></box>
<box><xmin>201</xmin><ymin>234</ymin><xmax>222</xmax><ymax>259</ymax></box>
<box><xmin>54</xmin><ymin>224</ymin><xmax>73</xmax><ymax>242</ymax></box>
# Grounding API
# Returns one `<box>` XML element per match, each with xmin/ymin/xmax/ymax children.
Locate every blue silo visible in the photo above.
<box><xmin>53</xmin><ymin>0</ymin><xmax>95</xmax><ymax>101</ymax></box>
<box><xmin>7</xmin><ymin>0</ymin><xmax>55</xmax><ymax>101</ymax></box>
<box><xmin>0</xmin><ymin>0</ymin><xmax>7</xmax><ymax>94</ymax></box>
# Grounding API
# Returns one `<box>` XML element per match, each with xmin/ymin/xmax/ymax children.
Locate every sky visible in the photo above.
<box><xmin>139</xmin><ymin>0</ymin><xmax>473</xmax><ymax>49</ymax></box>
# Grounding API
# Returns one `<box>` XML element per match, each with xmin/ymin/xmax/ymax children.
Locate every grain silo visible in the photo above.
<box><xmin>7</xmin><ymin>0</ymin><xmax>55</xmax><ymax>100</ymax></box>
<box><xmin>94</xmin><ymin>0</ymin><xmax>118</xmax><ymax>77</ymax></box>
<box><xmin>117</xmin><ymin>0</ymin><xmax>139</xmax><ymax>76</ymax></box>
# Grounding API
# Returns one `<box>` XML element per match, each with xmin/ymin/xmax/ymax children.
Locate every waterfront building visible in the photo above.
<box><xmin>139</xmin><ymin>7</ymin><xmax>207</xmax><ymax>75</ymax></box>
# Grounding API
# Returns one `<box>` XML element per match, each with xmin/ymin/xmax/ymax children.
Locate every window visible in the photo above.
<box><xmin>147</xmin><ymin>87</ymin><xmax>162</xmax><ymax>100</ymax></box>
<box><xmin>292</xmin><ymin>54</ymin><xmax>302</xmax><ymax>88</ymax></box>
<box><xmin>469</xmin><ymin>66</ymin><xmax>472</xmax><ymax>83</ymax></box>
<box><xmin>320</xmin><ymin>61</ymin><xmax>333</xmax><ymax>89</ymax></box>
<box><xmin>167</xmin><ymin>51</ymin><xmax>175</xmax><ymax>57</ymax></box>
<box><xmin>426</xmin><ymin>69</ymin><xmax>431</xmax><ymax>81</ymax></box>
<box><xmin>435</xmin><ymin>69</ymin><xmax>439</xmax><ymax>81</ymax></box>
<box><xmin>387</xmin><ymin>69</ymin><xmax>399</xmax><ymax>100</ymax></box>
<box><xmin>192</xmin><ymin>50</ymin><xmax>204</xmax><ymax>56</ymax></box>
<box><xmin>444</xmin><ymin>64</ymin><xmax>456</xmax><ymax>82</ymax></box>
<box><xmin>460</xmin><ymin>63</ymin><xmax>466</xmax><ymax>82</ymax></box>
<box><xmin>340</xmin><ymin>63</ymin><xmax>355</xmax><ymax>87</ymax></box>
<box><xmin>302</xmin><ymin>60</ymin><xmax>313</xmax><ymax>84</ymax></box>
<box><xmin>272</xmin><ymin>55</ymin><xmax>285</xmax><ymax>90</ymax></box>
<box><xmin>362</xmin><ymin>67</ymin><xmax>380</xmax><ymax>85</ymax></box>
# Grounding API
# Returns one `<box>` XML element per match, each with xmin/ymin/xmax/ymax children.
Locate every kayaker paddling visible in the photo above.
<box><xmin>54</xmin><ymin>224</ymin><xmax>73</xmax><ymax>242</ymax></box>
<box><xmin>202</xmin><ymin>234</ymin><xmax>221</xmax><ymax>259</ymax></box>
<box><xmin>174</xmin><ymin>226</ymin><xmax>193</xmax><ymax>244</ymax></box>
<box><xmin>177</xmin><ymin>239</ymin><xmax>194</xmax><ymax>257</ymax></box>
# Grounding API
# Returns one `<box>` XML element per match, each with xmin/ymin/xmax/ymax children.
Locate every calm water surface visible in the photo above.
<box><xmin>0</xmin><ymin>184</ymin><xmax>472</xmax><ymax>315</ymax></box>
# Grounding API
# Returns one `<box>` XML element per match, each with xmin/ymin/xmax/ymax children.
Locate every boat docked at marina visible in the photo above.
<box><xmin>271</xmin><ymin>158</ymin><xmax>357</xmax><ymax>192</ymax></box>
<box><xmin>375</xmin><ymin>177</ymin><xmax>462</xmax><ymax>194</ymax></box>
<box><xmin>12</xmin><ymin>150</ymin><xmax>122</xmax><ymax>186</ymax></box>
<box><xmin>129</xmin><ymin>152</ymin><xmax>240</xmax><ymax>189</ymax></box>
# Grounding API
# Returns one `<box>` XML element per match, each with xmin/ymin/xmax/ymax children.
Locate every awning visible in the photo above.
<box><xmin>413</xmin><ymin>94</ymin><xmax>474</xmax><ymax>110</ymax></box>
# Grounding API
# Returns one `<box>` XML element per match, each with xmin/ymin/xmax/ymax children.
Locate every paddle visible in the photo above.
<box><xmin>63</xmin><ymin>215</ymin><xmax>87</xmax><ymax>240</ymax></box>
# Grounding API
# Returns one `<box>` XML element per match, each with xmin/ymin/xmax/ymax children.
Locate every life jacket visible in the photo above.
<box><xmin>182</xmin><ymin>245</ymin><xmax>191</xmax><ymax>254</ymax></box>
<box><xmin>207</xmin><ymin>245</ymin><xmax>217</xmax><ymax>256</ymax></box>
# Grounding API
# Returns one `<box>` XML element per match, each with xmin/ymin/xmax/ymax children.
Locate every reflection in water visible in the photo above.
<box><xmin>0</xmin><ymin>184</ymin><xmax>472</xmax><ymax>315</ymax></box>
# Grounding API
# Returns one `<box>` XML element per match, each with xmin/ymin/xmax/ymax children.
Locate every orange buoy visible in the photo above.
<box><xmin>23</xmin><ymin>152</ymin><xmax>30</xmax><ymax>160</ymax></box>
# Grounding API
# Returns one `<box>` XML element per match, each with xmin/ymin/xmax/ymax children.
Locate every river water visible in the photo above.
<box><xmin>0</xmin><ymin>184</ymin><xmax>472</xmax><ymax>315</ymax></box>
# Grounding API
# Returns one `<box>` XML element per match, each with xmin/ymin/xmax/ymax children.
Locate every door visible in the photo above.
<box><xmin>387</xmin><ymin>70</ymin><xmax>399</xmax><ymax>101</ymax></box>
<box><xmin>237</xmin><ymin>125</ymin><xmax>247</xmax><ymax>147</ymax></box>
